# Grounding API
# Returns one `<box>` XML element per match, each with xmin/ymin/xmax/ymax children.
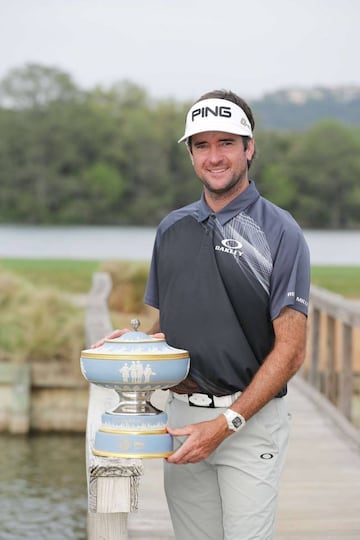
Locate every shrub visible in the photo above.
<box><xmin>98</xmin><ymin>261</ymin><xmax>149</xmax><ymax>313</ymax></box>
<box><xmin>0</xmin><ymin>271</ymin><xmax>84</xmax><ymax>365</ymax></box>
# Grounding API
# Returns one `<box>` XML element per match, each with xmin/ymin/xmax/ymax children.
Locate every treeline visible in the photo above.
<box><xmin>253</xmin><ymin>87</ymin><xmax>360</xmax><ymax>131</ymax></box>
<box><xmin>1</xmin><ymin>64</ymin><xmax>360</xmax><ymax>228</ymax></box>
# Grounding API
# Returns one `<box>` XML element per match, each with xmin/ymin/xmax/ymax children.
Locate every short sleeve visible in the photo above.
<box><xmin>144</xmin><ymin>232</ymin><xmax>160</xmax><ymax>309</ymax></box>
<box><xmin>269</xmin><ymin>227</ymin><xmax>310</xmax><ymax>320</ymax></box>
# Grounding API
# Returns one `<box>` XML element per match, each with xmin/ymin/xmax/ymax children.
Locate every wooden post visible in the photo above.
<box><xmin>325</xmin><ymin>315</ymin><xmax>337</xmax><ymax>403</ymax></box>
<box><xmin>338</xmin><ymin>323</ymin><xmax>353</xmax><ymax>421</ymax></box>
<box><xmin>309</xmin><ymin>306</ymin><xmax>321</xmax><ymax>390</ymax></box>
<box><xmin>0</xmin><ymin>362</ymin><xmax>31</xmax><ymax>433</ymax></box>
<box><xmin>10</xmin><ymin>363</ymin><xmax>31</xmax><ymax>434</ymax></box>
<box><xmin>85</xmin><ymin>272</ymin><xmax>143</xmax><ymax>540</ymax></box>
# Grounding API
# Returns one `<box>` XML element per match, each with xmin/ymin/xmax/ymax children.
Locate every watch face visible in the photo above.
<box><xmin>232</xmin><ymin>416</ymin><xmax>243</xmax><ymax>429</ymax></box>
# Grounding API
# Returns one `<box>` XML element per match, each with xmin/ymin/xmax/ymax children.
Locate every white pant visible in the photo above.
<box><xmin>164</xmin><ymin>395</ymin><xmax>290</xmax><ymax>540</ymax></box>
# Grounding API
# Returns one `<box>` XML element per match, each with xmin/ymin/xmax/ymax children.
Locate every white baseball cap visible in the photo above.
<box><xmin>178</xmin><ymin>98</ymin><xmax>253</xmax><ymax>143</ymax></box>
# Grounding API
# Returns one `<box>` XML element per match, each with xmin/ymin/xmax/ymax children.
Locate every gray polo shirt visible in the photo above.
<box><xmin>145</xmin><ymin>182</ymin><xmax>310</xmax><ymax>397</ymax></box>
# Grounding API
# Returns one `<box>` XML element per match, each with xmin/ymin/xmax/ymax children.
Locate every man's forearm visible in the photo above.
<box><xmin>229</xmin><ymin>307</ymin><xmax>307</xmax><ymax>421</ymax></box>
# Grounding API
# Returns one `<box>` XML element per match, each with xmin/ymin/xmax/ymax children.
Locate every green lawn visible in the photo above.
<box><xmin>311</xmin><ymin>266</ymin><xmax>360</xmax><ymax>298</ymax></box>
<box><xmin>0</xmin><ymin>258</ymin><xmax>100</xmax><ymax>294</ymax></box>
<box><xmin>0</xmin><ymin>259</ymin><xmax>359</xmax><ymax>298</ymax></box>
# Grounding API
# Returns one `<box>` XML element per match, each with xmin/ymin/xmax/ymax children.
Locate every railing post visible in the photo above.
<box><xmin>325</xmin><ymin>315</ymin><xmax>337</xmax><ymax>403</ymax></box>
<box><xmin>10</xmin><ymin>363</ymin><xmax>31</xmax><ymax>434</ymax></box>
<box><xmin>84</xmin><ymin>272</ymin><xmax>143</xmax><ymax>540</ymax></box>
<box><xmin>309</xmin><ymin>307</ymin><xmax>321</xmax><ymax>390</ymax></box>
<box><xmin>338</xmin><ymin>323</ymin><xmax>353</xmax><ymax>421</ymax></box>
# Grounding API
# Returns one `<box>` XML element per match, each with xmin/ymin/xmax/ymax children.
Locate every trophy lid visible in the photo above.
<box><xmin>81</xmin><ymin>319</ymin><xmax>189</xmax><ymax>360</ymax></box>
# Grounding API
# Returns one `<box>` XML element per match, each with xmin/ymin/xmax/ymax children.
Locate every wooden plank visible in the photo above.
<box><xmin>88</xmin><ymin>513</ymin><xmax>128</xmax><ymax>540</ymax></box>
<box><xmin>84</xmin><ymin>272</ymin><xmax>113</xmax><ymax>348</ymax></box>
<box><xmin>309</xmin><ymin>307</ymin><xmax>321</xmax><ymax>389</ymax></box>
<box><xmin>9</xmin><ymin>363</ymin><xmax>31</xmax><ymax>434</ymax></box>
<box><xmin>338</xmin><ymin>323</ymin><xmax>353</xmax><ymax>420</ymax></box>
<box><xmin>85</xmin><ymin>272</ymin><xmax>143</xmax><ymax>540</ymax></box>
<box><xmin>276</xmin><ymin>378</ymin><xmax>360</xmax><ymax>539</ymax></box>
<box><xmin>310</xmin><ymin>285</ymin><xmax>360</xmax><ymax>326</ymax></box>
<box><xmin>325</xmin><ymin>315</ymin><xmax>337</xmax><ymax>403</ymax></box>
<box><xmin>292</xmin><ymin>375</ymin><xmax>360</xmax><ymax>448</ymax></box>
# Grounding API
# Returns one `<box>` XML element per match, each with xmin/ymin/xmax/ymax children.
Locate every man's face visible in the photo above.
<box><xmin>189</xmin><ymin>131</ymin><xmax>254</xmax><ymax>201</ymax></box>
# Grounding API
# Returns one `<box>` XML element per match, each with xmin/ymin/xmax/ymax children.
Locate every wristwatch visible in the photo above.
<box><xmin>223</xmin><ymin>409</ymin><xmax>246</xmax><ymax>432</ymax></box>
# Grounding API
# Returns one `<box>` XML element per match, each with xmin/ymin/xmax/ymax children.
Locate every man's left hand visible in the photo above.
<box><xmin>166</xmin><ymin>416</ymin><xmax>230</xmax><ymax>464</ymax></box>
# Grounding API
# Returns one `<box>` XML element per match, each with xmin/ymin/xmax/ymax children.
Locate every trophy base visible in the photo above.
<box><xmin>93</xmin><ymin>429</ymin><xmax>173</xmax><ymax>459</ymax></box>
<box><xmin>93</xmin><ymin>409</ymin><xmax>173</xmax><ymax>458</ymax></box>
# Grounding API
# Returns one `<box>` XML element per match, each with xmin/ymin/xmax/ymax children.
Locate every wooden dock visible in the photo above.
<box><xmin>276</xmin><ymin>378</ymin><xmax>360</xmax><ymax>539</ymax></box>
<box><xmin>85</xmin><ymin>275</ymin><xmax>360</xmax><ymax>539</ymax></box>
<box><xmin>127</xmin><ymin>379</ymin><xmax>360</xmax><ymax>539</ymax></box>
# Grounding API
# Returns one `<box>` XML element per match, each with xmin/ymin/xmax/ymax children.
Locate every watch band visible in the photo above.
<box><xmin>223</xmin><ymin>409</ymin><xmax>246</xmax><ymax>432</ymax></box>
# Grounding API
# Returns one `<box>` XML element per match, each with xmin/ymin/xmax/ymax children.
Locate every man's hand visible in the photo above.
<box><xmin>90</xmin><ymin>326</ymin><xmax>164</xmax><ymax>349</ymax></box>
<box><xmin>166</xmin><ymin>415</ymin><xmax>230</xmax><ymax>465</ymax></box>
<box><xmin>91</xmin><ymin>328</ymin><xmax>130</xmax><ymax>348</ymax></box>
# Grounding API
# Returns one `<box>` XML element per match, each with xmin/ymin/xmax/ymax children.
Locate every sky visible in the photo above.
<box><xmin>0</xmin><ymin>0</ymin><xmax>359</xmax><ymax>102</ymax></box>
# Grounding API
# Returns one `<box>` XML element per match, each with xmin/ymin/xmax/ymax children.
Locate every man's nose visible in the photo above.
<box><xmin>207</xmin><ymin>146</ymin><xmax>223</xmax><ymax>163</ymax></box>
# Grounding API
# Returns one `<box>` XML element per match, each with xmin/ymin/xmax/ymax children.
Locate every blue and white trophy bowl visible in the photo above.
<box><xmin>80</xmin><ymin>319</ymin><xmax>190</xmax><ymax>458</ymax></box>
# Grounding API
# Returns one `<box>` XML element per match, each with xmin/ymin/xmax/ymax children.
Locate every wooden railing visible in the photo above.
<box><xmin>84</xmin><ymin>272</ymin><xmax>143</xmax><ymax>540</ymax></box>
<box><xmin>298</xmin><ymin>284</ymin><xmax>360</xmax><ymax>443</ymax></box>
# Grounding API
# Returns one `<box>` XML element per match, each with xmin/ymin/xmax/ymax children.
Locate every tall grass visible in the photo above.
<box><xmin>0</xmin><ymin>271</ymin><xmax>84</xmax><ymax>365</ymax></box>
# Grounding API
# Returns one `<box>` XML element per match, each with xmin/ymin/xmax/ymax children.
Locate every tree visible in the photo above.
<box><xmin>1</xmin><ymin>63</ymin><xmax>360</xmax><ymax>228</ymax></box>
<box><xmin>252</xmin><ymin>130</ymin><xmax>297</xmax><ymax>212</ymax></box>
<box><xmin>0</xmin><ymin>63</ymin><xmax>81</xmax><ymax>109</ymax></box>
<box><xmin>285</xmin><ymin>121</ymin><xmax>360</xmax><ymax>228</ymax></box>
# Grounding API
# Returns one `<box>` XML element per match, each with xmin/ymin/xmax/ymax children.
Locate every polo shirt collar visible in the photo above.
<box><xmin>197</xmin><ymin>181</ymin><xmax>260</xmax><ymax>225</ymax></box>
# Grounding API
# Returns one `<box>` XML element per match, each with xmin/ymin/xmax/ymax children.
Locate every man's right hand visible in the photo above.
<box><xmin>91</xmin><ymin>328</ymin><xmax>131</xmax><ymax>348</ymax></box>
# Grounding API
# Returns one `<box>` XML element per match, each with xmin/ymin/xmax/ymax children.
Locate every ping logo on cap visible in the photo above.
<box><xmin>191</xmin><ymin>105</ymin><xmax>232</xmax><ymax>122</ymax></box>
<box><xmin>178</xmin><ymin>97</ymin><xmax>253</xmax><ymax>143</ymax></box>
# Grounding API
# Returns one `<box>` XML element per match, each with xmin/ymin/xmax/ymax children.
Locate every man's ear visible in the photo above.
<box><xmin>246</xmin><ymin>138</ymin><xmax>255</xmax><ymax>162</ymax></box>
<box><xmin>186</xmin><ymin>143</ymin><xmax>194</xmax><ymax>165</ymax></box>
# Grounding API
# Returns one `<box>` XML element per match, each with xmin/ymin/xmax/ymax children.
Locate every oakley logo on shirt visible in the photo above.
<box><xmin>215</xmin><ymin>238</ymin><xmax>243</xmax><ymax>257</ymax></box>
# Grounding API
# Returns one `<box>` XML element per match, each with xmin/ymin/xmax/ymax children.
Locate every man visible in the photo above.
<box><xmin>97</xmin><ymin>90</ymin><xmax>310</xmax><ymax>540</ymax></box>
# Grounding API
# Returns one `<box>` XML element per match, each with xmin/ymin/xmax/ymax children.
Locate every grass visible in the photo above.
<box><xmin>0</xmin><ymin>259</ymin><xmax>100</xmax><ymax>294</ymax></box>
<box><xmin>0</xmin><ymin>270</ymin><xmax>84</xmax><ymax>365</ymax></box>
<box><xmin>311</xmin><ymin>266</ymin><xmax>360</xmax><ymax>298</ymax></box>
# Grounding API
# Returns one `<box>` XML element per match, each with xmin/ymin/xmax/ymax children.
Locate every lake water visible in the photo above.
<box><xmin>0</xmin><ymin>434</ymin><xmax>87</xmax><ymax>540</ymax></box>
<box><xmin>1</xmin><ymin>225</ymin><xmax>360</xmax><ymax>265</ymax></box>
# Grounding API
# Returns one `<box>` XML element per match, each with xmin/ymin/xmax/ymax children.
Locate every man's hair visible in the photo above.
<box><xmin>188</xmin><ymin>89</ymin><xmax>256</xmax><ymax>169</ymax></box>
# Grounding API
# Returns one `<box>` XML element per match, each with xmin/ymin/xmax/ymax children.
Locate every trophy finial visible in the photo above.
<box><xmin>130</xmin><ymin>318</ymin><xmax>141</xmax><ymax>331</ymax></box>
